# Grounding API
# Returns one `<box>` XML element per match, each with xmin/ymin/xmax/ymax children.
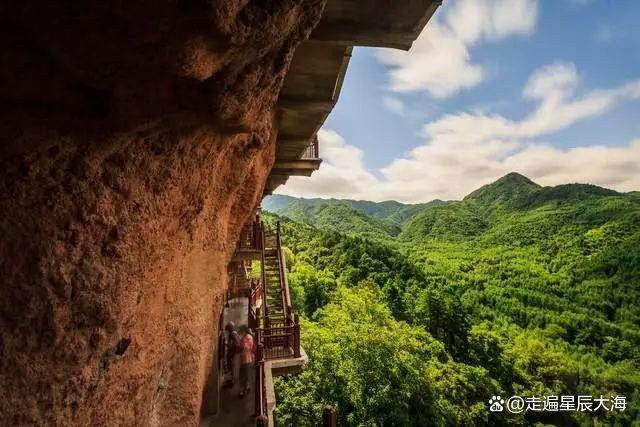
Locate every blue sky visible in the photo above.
<box><xmin>280</xmin><ymin>0</ymin><xmax>640</xmax><ymax>203</ymax></box>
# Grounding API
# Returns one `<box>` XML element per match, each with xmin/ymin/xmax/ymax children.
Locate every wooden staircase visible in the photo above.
<box><xmin>244</xmin><ymin>219</ymin><xmax>304</xmax><ymax>426</ymax></box>
<box><xmin>263</xmin><ymin>231</ymin><xmax>286</xmax><ymax>325</ymax></box>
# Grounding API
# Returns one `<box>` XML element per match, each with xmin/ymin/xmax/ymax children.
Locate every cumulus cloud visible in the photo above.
<box><xmin>280</xmin><ymin>129</ymin><xmax>379</xmax><ymax>200</ymax></box>
<box><xmin>523</xmin><ymin>62</ymin><xmax>579</xmax><ymax>100</ymax></box>
<box><xmin>503</xmin><ymin>141</ymin><xmax>640</xmax><ymax>190</ymax></box>
<box><xmin>445</xmin><ymin>0</ymin><xmax>538</xmax><ymax>44</ymax></box>
<box><xmin>377</xmin><ymin>21</ymin><xmax>483</xmax><ymax>98</ymax></box>
<box><xmin>277</xmin><ymin>63</ymin><xmax>640</xmax><ymax>203</ymax></box>
<box><xmin>376</xmin><ymin>0</ymin><xmax>538</xmax><ymax>98</ymax></box>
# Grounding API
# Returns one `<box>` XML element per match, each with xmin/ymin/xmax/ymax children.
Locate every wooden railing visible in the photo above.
<box><xmin>255</xmin><ymin>338</ymin><xmax>268</xmax><ymax>426</ymax></box>
<box><xmin>248</xmin><ymin>300</ymin><xmax>259</xmax><ymax>334</ymax></box>
<box><xmin>260</xmin><ymin>221</ymin><xmax>268</xmax><ymax>324</ymax></box>
<box><xmin>250</xmin><ymin>220</ymin><xmax>302</xmax><ymax>425</ymax></box>
<box><xmin>301</xmin><ymin>135</ymin><xmax>320</xmax><ymax>159</ymax></box>
<box><xmin>233</xmin><ymin>219</ymin><xmax>300</xmax><ymax>361</ymax></box>
<box><xmin>250</xmin><ymin>279</ymin><xmax>262</xmax><ymax>308</ymax></box>
<box><xmin>257</xmin><ymin>314</ymin><xmax>301</xmax><ymax>361</ymax></box>
<box><xmin>238</xmin><ymin>221</ymin><xmax>262</xmax><ymax>251</ymax></box>
<box><xmin>276</xmin><ymin>222</ymin><xmax>293</xmax><ymax>320</ymax></box>
<box><xmin>228</xmin><ymin>215</ymin><xmax>304</xmax><ymax>425</ymax></box>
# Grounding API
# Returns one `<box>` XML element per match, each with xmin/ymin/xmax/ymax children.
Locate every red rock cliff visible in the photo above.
<box><xmin>0</xmin><ymin>1</ymin><xmax>325</xmax><ymax>425</ymax></box>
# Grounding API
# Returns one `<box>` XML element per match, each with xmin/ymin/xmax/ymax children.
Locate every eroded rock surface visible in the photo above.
<box><xmin>0</xmin><ymin>1</ymin><xmax>325</xmax><ymax>425</ymax></box>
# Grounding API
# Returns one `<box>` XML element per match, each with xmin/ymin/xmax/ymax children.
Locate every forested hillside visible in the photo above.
<box><xmin>263</xmin><ymin>173</ymin><xmax>640</xmax><ymax>426</ymax></box>
<box><xmin>263</xmin><ymin>194</ymin><xmax>448</xmax><ymax>238</ymax></box>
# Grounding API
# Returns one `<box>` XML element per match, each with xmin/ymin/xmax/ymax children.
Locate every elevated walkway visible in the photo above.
<box><xmin>201</xmin><ymin>297</ymin><xmax>254</xmax><ymax>427</ymax></box>
<box><xmin>214</xmin><ymin>218</ymin><xmax>306</xmax><ymax>426</ymax></box>
<box><xmin>254</xmin><ymin>222</ymin><xmax>307</xmax><ymax>425</ymax></box>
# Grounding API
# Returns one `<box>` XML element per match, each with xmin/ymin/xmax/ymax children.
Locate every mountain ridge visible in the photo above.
<box><xmin>263</xmin><ymin>173</ymin><xmax>631</xmax><ymax>240</ymax></box>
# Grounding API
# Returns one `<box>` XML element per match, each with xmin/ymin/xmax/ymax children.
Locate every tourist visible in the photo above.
<box><xmin>224</xmin><ymin>322</ymin><xmax>240</xmax><ymax>386</ymax></box>
<box><xmin>239</xmin><ymin>328</ymin><xmax>255</xmax><ymax>397</ymax></box>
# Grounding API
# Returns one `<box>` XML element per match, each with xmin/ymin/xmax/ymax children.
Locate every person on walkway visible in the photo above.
<box><xmin>224</xmin><ymin>322</ymin><xmax>241</xmax><ymax>386</ymax></box>
<box><xmin>239</xmin><ymin>328</ymin><xmax>255</xmax><ymax>397</ymax></box>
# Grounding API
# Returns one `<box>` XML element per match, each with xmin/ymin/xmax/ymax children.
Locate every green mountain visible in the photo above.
<box><xmin>261</xmin><ymin>194</ymin><xmax>300</xmax><ymax>212</ymax></box>
<box><xmin>268</xmin><ymin>173</ymin><xmax>640</xmax><ymax>426</ymax></box>
<box><xmin>262</xmin><ymin>194</ymin><xmax>448</xmax><ymax>238</ymax></box>
<box><xmin>464</xmin><ymin>171</ymin><xmax>541</xmax><ymax>207</ymax></box>
<box><xmin>400</xmin><ymin>174</ymin><xmax>629</xmax><ymax>243</ymax></box>
<box><xmin>265</xmin><ymin>173</ymin><xmax>632</xmax><ymax>244</ymax></box>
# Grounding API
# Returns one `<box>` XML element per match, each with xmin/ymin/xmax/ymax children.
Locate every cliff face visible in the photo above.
<box><xmin>0</xmin><ymin>1</ymin><xmax>325</xmax><ymax>425</ymax></box>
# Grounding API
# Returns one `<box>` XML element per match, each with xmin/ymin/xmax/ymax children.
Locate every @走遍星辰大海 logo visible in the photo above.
<box><xmin>488</xmin><ymin>395</ymin><xmax>505</xmax><ymax>412</ymax></box>
<box><xmin>488</xmin><ymin>394</ymin><xmax>627</xmax><ymax>413</ymax></box>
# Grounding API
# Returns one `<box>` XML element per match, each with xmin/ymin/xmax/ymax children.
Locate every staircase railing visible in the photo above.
<box><xmin>250</xmin><ymin>279</ymin><xmax>262</xmax><ymax>308</ymax></box>
<box><xmin>255</xmin><ymin>221</ymin><xmax>301</xmax><ymax>361</ymax></box>
<box><xmin>260</xmin><ymin>221</ymin><xmax>268</xmax><ymax>327</ymax></box>
<box><xmin>258</xmin><ymin>316</ymin><xmax>301</xmax><ymax>360</ymax></box>
<box><xmin>252</xmin><ymin>221</ymin><xmax>303</xmax><ymax>426</ymax></box>
<box><xmin>276</xmin><ymin>222</ymin><xmax>293</xmax><ymax>322</ymax></box>
<box><xmin>254</xmin><ymin>338</ymin><xmax>267</xmax><ymax>426</ymax></box>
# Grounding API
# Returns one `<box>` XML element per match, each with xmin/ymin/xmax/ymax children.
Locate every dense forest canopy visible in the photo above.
<box><xmin>263</xmin><ymin>173</ymin><xmax>640</xmax><ymax>426</ymax></box>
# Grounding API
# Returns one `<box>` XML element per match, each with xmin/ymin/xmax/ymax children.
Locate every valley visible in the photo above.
<box><xmin>263</xmin><ymin>173</ymin><xmax>640</xmax><ymax>426</ymax></box>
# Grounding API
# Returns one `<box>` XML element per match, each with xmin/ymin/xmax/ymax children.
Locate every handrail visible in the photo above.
<box><xmin>260</xmin><ymin>221</ymin><xmax>268</xmax><ymax>326</ymax></box>
<box><xmin>275</xmin><ymin>222</ymin><xmax>292</xmax><ymax>323</ymax></box>
<box><xmin>255</xmin><ymin>340</ymin><xmax>267</xmax><ymax>423</ymax></box>
<box><xmin>280</xmin><ymin>249</ymin><xmax>292</xmax><ymax>320</ymax></box>
<box><xmin>250</xmin><ymin>279</ymin><xmax>262</xmax><ymax>308</ymax></box>
<box><xmin>258</xmin><ymin>324</ymin><xmax>294</xmax><ymax>360</ymax></box>
<box><xmin>255</xmin><ymin>222</ymin><xmax>300</xmax><ymax>361</ymax></box>
<box><xmin>293</xmin><ymin>314</ymin><xmax>301</xmax><ymax>358</ymax></box>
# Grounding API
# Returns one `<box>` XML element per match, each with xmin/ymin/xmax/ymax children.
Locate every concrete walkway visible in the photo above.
<box><xmin>201</xmin><ymin>297</ymin><xmax>256</xmax><ymax>427</ymax></box>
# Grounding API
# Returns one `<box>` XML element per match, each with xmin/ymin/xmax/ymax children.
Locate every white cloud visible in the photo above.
<box><xmin>523</xmin><ymin>62</ymin><xmax>579</xmax><ymax>100</ymax></box>
<box><xmin>377</xmin><ymin>21</ymin><xmax>483</xmax><ymax>98</ymax></box>
<box><xmin>503</xmin><ymin>141</ymin><xmax>640</xmax><ymax>190</ymax></box>
<box><xmin>277</xmin><ymin>63</ymin><xmax>640</xmax><ymax>203</ymax></box>
<box><xmin>279</xmin><ymin>129</ymin><xmax>379</xmax><ymax>200</ymax></box>
<box><xmin>445</xmin><ymin>0</ymin><xmax>538</xmax><ymax>44</ymax></box>
<box><xmin>376</xmin><ymin>0</ymin><xmax>538</xmax><ymax>98</ymax></box>
<box><xmin>382</xmin><ymin>95</ymin><xmax>406</xmax><ymax>115</ymax></box>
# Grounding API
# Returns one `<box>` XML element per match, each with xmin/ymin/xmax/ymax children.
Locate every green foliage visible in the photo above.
<box><xmin>275</xmin><ymin>286</ymin><xmax>495</xmax><ymax>427</ymax></box>
<box><xmin>266</xmin><ymin>174</ymin><xmax>640</xmax><ymax>426</ymax></box>
<box><xmin>399</xmin><ymin>204</ymin><xmax>488</xmax><ymax>242</ymax></box>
